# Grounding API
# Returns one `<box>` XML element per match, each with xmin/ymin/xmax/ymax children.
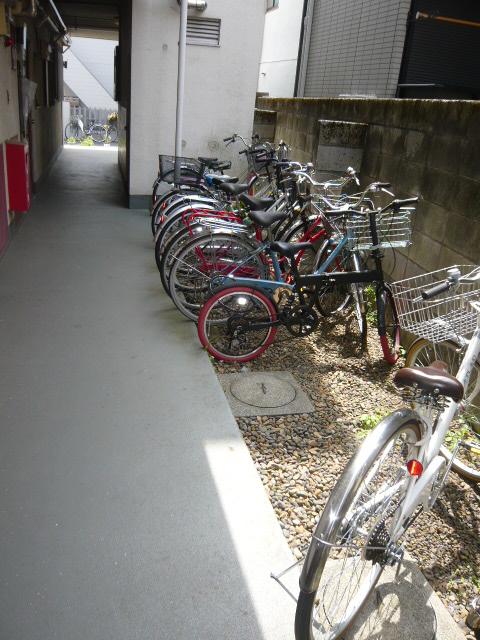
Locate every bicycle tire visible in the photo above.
<box><xmin>89</xmin><ymin>125</ymin><xmax>105</xmax><ymax>143</ymax></box>
<box><xmin>348</xmin><ymin>253</ymin><xmax>367</xmax><ymax>343</ymax></box>
<box><xmin>108</xmin><ymin>124</ymin><xmax>118</xmax><ymax>142</ymax></box>
<box><xmin>312</xmin><ymin>240</ymin><xmax>352</xmax><ymax>316</ymax></box>
<box><xmin>281</xmin><ymin>220</ymin><xmax>324</xmax><ymax>275</ymax></box>
<box><xmin>197</xmin><ymin>285</ymin><xmax>278</xmax><ymax>362</ymax></box>
<box><xmin>406</xmin><ymin>338</ymin><xmax>480</xmax><ymax>482</ymax></box>
<box><xmin>169</xmin><ymin>233</ymin><xmax>269</xmax><ymax>322</ymax></box>
<box><xmin>378</xmin><ymin>287</ymin><xmax>400</xmax><ymax>364</ymax></box>
<box><xmin>158</xmin><ymin>226</ymin><xmax>193</xmax><ymax>293</ymax></box>
<box><xmin>295</xmin><ymin>409</ymin><xmax>422</xmax><ymax>640</ymax></box>
<box><xmin>65</xmin><ymin>122</ymin><xmax>79</xmax><ymax>140</ymax></box>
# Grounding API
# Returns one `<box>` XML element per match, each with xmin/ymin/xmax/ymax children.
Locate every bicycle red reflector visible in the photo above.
<box><xmin>407</xmin><ymin>460</ymin><xmax>423</xmax><ymax>476</ymax></box>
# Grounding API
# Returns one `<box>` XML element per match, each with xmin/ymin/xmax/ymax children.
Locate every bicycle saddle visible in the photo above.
<box><xmin>394</xmin><ymin>361</ymin><xmax>464</xmax><ymax>402</ymax></box>
<box><xmin>239</xmin><ymin>194</ymin><xmax>275</xmax><ymax>211</ymax></box>
<box><xmin>270</xmin><ymin>241</ymin><xmax>314</xmax><ymax>258</ymax></box>
<box><xmin>198</xmin><ymin>157</ymin><xmax>218</xmax><ymax>166</ymax></box>
<box><xmin>217</xmin><ymin>182</ymin><xmax>250</xmax><ymax>196</ymax></box>
<box><xmin>247</xmin><ymin>209</ymin><xmax>288</xmax><ymax>228</ymax></box>
<box><xmin>207</xmin><ymin>175</ymin><xmax>239</xmax><ymax>186</ymax></box>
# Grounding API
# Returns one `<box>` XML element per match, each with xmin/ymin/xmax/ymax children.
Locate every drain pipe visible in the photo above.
<box><xmin>174</xmin><ymin>0</ymin><xmax>207</xmax><ymax>181</ymax></box>
<box><xmin>174</xmin><ymin>0</ymin><xmax>188</xmax><ymax>182</ymax></box>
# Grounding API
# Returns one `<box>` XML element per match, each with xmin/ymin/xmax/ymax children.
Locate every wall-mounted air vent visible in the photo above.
<box><xmin>186</xmin><ymin>17</ymin><xmax>220</xmax><ymax>46</ymax></box>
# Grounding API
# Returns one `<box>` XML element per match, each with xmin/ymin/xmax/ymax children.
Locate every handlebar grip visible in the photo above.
<box><xmin>377</xmin><ymin>182</ymin><xmax>391</xmax><ymax>188</ymax></box>
<box><xmin>421</xmin><ymin>281</ymin><xmax>452</xmax><ymax>300</ymax></box>
<box><xmin>223</xmin><ymin>137</ymin><xmax>232</xmax><ymax>142</ymax></box>
<box><xmin>239</xmin><ymin>149</ymin><xmax>248</xmax><ymax>155</ymax></box>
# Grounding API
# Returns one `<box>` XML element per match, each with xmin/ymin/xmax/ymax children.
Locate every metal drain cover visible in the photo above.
<box><xmin>230</xmin><ymin>375</ymin><xmax>297</xmax><ymax>408</ymax></box>
<box><xmin>217</xmin><ymin>371</ymin><xmax>315</xmax><ymax>417</ymax></box>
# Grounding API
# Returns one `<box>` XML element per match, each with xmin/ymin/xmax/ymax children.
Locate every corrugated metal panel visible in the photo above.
<box><xmin>186</xmin><ymin>17</ymin><xmax>221</xmax><ymax>46</ymax></box>
<box><xmin>402</xmin><ymin>0</ymin><xmax>480</xmax><ymax>93</ymax></box>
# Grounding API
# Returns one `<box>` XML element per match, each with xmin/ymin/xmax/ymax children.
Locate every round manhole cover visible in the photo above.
<box><xmin>230</xmin><ymin>375</ymin><xmax>297</xmax><ymax>408</ymax></box>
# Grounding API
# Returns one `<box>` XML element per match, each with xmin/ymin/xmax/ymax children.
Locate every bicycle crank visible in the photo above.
<box><xmin>285</xmin><ymin>305</ymin><xmax>319</xmax><ymax>336</ymax></box>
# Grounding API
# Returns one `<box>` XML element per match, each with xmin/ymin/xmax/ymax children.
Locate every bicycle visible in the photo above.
<box><xmin>197</xmin><ymin>189</ymin><xmax>417</xmax><ymax>363</ymax></box>
<box><xmin>161</xmin><ymin>174</ymin><xmax>362</xmax><ymax>322</ymax></box>
<box><xmin>64</xmin><ymin>116</ymin><xmax>107</xmax><ymax>143</ymax></box>
<box><xmin>294</xmin><ymin>264</ymin><xmax>480</xmax><ymax>640</ymax></box>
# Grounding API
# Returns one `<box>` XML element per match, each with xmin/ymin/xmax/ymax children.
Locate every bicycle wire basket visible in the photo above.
<box><xmin>158</xmin><ymin>155</ymin><xmax>205</xmax><ymax>185</ymax></box>
<box><xmin>390</xmin><ymin>265</ymin><xmax>480</xmax><ymax>342</ymax></box>
<box><xmin>346</xmin><ymin>211</ymin><xmax>412</xmax><ymax>250</ymax></box>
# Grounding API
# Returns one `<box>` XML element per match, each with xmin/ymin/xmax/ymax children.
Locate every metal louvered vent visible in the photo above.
<box><xmin>186</xmin><ymin>17</ymin><xmax>221</xmax><ymax>46</ymax></box>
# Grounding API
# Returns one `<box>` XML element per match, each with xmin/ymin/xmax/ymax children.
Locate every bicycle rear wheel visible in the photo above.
<box><xmin>312</xmin><ymin>240</ymin><xmax>352</xmax><ymax>316</ymax></box>
<box><xmin>108</xmin><ymin>124</ymin><xmax>118</xmax><ymax>142</ymax></box>
<box><xmin>348</xmin><ymin>253</ymin><xmax>367</xmax><ymax>343</ymax></box>
<box><xmin>90</xmin><ymin>125</ymin><xmax>106</xmax><ymax>143</ymax></box>
<box><xmin>406</xmin><ymin>338</ymin><xmax>480</xmax><ymax>481</ymax></box>
<box><xmin>295</xmin><ymin>410</ymin><xmax>422</xmax><ymax>640</ymax></box>
<box><xmin>169</xmin><ymin>233</ymin><xmax>268</xmax><ymax>321</ymax></box>
<box><xmin>197</xmin><ymin>285</ymin><xmax>278</xmax><ymax>362</ymax></box>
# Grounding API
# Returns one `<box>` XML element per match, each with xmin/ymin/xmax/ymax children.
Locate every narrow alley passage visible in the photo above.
<box><xmin>0</xmin><ymin>147</ymin><xmax>295</xmax><ymax>640</ymax></box>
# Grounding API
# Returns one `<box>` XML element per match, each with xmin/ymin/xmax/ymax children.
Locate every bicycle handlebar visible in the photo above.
<box><xmin>418</xmin><ymin>266</ymin><xmax>480</xmax><ymax>301</ymax></box>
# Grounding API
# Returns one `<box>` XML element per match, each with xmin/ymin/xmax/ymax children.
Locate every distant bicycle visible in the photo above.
<box><xmin>65</xmin><ymin>116</ymin><xmax>116</xmax><ymax>143</ymax></box>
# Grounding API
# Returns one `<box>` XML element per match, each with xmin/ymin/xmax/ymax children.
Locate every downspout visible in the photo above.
<box><xmin>174</xmin><ymin>0</ymin><xmax>189</xmax><ymax>183</ymax></box>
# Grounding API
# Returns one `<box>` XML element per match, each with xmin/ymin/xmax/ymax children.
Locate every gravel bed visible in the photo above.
<box><xmin>212</xmin><ymin>316</ymin><xmax>480</xmax><ymax>638</ymax></box>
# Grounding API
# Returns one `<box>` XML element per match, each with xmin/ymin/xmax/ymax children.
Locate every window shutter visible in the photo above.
<box><xmin>186</xmin><ymin>17</ymin><xmax>221</xmax><ymax>46</ymax></box>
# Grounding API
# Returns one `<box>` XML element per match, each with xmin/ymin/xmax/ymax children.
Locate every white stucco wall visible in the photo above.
<box><xmin>257</xmin><ymin>0</ymin><xmax>303</xmax><ymax>98</ymax></box>
<box><xmin>129</xmin><ymin>0</ymin><xmax>266</xmax><ymax>199</ymax></box>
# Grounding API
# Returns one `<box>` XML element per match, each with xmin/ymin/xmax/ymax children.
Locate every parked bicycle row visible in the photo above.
<box><xmin>148</xmin><ymin>135</ymin><xmax>480</xmax><ymax>639</ymax></box>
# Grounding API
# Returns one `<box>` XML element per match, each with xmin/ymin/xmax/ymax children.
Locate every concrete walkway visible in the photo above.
<box><xmin>0</xmin><ymin>147</ymin><xmax>296</xmax><ymax>640</ymax></box>
<box><xmin>0</xmin><ymin>147</ymin><xmax>465</xmax><ymax>640</ymax></box>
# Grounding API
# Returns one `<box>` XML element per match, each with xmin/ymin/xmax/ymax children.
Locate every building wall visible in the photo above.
<box><xmin>257</xmin><ymin>0</ymin><xmax>303</xmax><ymax>98</ymax></box>
<box><xmin>256</xmin><ymin>97</ymin><xmax>480</xmax><ymax>279</ymax></box>
<box><xmin>0</xmin><ymin>13</ymin><xmax>64</xmax><ymax>258</ymax></box>
<box><xmin>0</xmin><ymin>46</ymin><xmax>21</xmax><ymax>144</ymax></box>
<box><xmin>129</xmin><ymin>0</ymin><xmax>266</xmax><ymax>206</ymax></box>
<box><xmin>302</xmin><ymin>0</ymin><xmax>410</xmax><ymax>99</ymax></box>
<box><xmin>117</xmin><ymin>0</ymin><xmax>132</xmax><ymax>194</ymax></box>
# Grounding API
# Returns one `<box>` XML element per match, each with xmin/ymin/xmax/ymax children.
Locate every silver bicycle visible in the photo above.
<box><xmin>295</xmin><ymin>264</ymin><xmax>480</xmax><ymax>640</ymax></box>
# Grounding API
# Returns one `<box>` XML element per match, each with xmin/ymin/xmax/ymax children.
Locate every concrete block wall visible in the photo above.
<box><xmin>252</xmin><ymin>109</ymin><xmax>277</xmax><ymax>143</ymax></box>
<box><xmin>256</xmin><ymin>97</ymin><xmax>480</xmax><ymax>280</ymax></box>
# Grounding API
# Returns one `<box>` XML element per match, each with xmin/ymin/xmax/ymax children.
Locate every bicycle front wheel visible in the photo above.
<box><xmin>378</xmin><ymin>287</ymin><xmax>400</xmax><ymax>364</ymax></box>
<box><xmin>197</xmin><ymin>285</ymin><xmax>278</xmax><ymax>362</ymax></box>
<box><xmin>406</xmin><ymin>338</ymin><xmax>480</xmax><ymax>481</ymax></box>
<box><xmin>65</xmin><ymin>122</ymin><xmax>78</xmax><ymax>140</ymax></box>
<box><xmin>295</xmin><ymin>410</ymin><xmax>422</xmax><ymax>640</ymax></box>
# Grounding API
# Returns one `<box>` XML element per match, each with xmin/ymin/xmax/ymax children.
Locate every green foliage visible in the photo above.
<box><xmin>444</xmin><ymin>419</ymin><xmax>476</xmax><ymax>450</ymax></box>
<box><xmin>67</xmin><ymin>137</ymin><xmax>76</xmax><ymax>145</ymax></box>
<box><xmin>79</xmin><ymin>136</ymin><xmax>94</xmax><ymax>146</ymax></box>
<box><xmin>364</xmin><ymin>285</ymin><xmax>377</xmax><ymax>327</ymax></box>
<box><xmin>104</xmin><ymin>136</ymin><xmax>111</xmax><ymax>144</ymax></box>
<box><xmin>357</xmin><ymin>408</ymin><xmax>389</xmax><ymax>438</ymax></box>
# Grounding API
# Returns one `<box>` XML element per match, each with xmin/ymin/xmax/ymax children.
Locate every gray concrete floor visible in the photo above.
<box><xmin>0</xmin><ymin>146</ymin><xmax>466</xmax><ymax>640</ymax></box>
<box><xmin>0</xmin><ymin>147</ymin><xmax>296</xmax><ymax>640</ymax></box>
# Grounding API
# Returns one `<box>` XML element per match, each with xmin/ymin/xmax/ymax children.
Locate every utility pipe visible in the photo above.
<box><xmin>174</xmin><ymin>0</ymin><xmax>188</xmax><ymax>182</ymax></box>
<box><xmin>416</xmin><ymin>12</ymin><xmax>480</xmax><ymax>30</ymax></box>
